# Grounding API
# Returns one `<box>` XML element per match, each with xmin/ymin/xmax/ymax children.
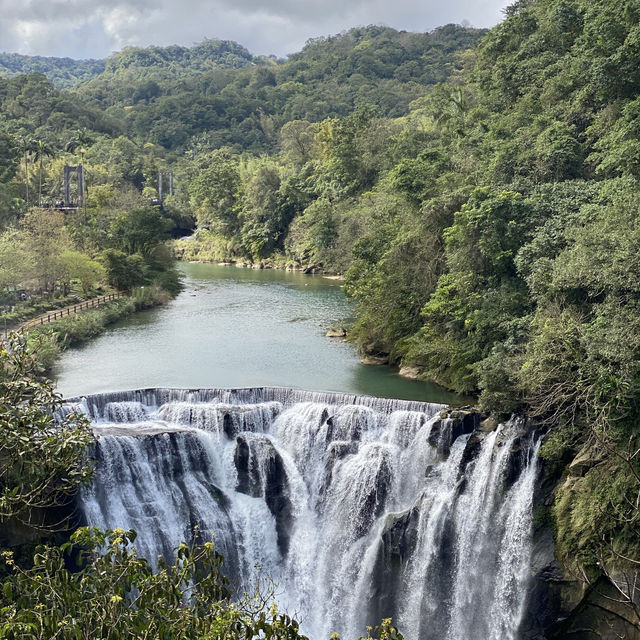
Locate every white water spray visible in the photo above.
<box><xmin>75</xmin><ymin>388</ymin><xmax>538</xmax><ymax>640</ymax></box>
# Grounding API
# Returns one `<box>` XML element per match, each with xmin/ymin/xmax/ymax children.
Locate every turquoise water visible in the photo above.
<box><xmin>54</xmin><ymin>263</ymin><xmax>468</xmax><ymax>404</ymax></box>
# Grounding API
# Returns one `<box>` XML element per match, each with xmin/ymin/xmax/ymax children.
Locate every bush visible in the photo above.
<box><xmin>0</xmin><ymin>526</ymin><xmax>405</xmax><ymax>639</ymax></box>
<box><xmin>0</xmin><ymin>334</ymin><xmax>93</xmax><ymax>537</ymax></box>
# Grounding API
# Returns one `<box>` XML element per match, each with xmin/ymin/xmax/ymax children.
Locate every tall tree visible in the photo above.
<box><xmin>16</xmin><ymin>135</ymin><xmax>36</xmax><ymax>206</ymax></box>
<box><xmin>33</xmin><ymin>138</ymin><xmax>56</xmax><ymax>206</ymax></box>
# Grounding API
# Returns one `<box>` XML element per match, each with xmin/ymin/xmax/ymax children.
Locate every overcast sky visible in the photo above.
<box><xmin>0</xmin><ymin>0</ymin><xmax>512</xmax><ymax>60</ymax></box>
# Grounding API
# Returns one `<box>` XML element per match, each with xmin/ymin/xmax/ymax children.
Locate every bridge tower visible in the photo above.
<box><xmin>64</xmin><ymin>164</ymin><xmax>84</xmax><ymax>207</ymax></box>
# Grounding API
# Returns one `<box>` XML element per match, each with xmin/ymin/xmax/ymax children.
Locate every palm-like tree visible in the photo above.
<box><xmin>33</xmin><ymin>139</ymin><xmax>57</xmax><ymax>206</ymax></box>
<box><xmin>16</xmin><ymin>135</ymin><xmax>37</xmax><ymax>206</ymax></box>
<box><xmin>65</xmin><ymin>128</ymin><xmax>94</xmax><ymax>163</ymax></box>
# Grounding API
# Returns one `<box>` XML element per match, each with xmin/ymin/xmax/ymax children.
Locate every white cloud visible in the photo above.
<box><xmin>0</xmin><ymin>0</ymin><xmax>512</xmax><ymax>60</ymax></box>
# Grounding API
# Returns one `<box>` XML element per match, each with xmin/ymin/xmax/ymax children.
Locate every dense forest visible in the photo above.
<box><xmin>0</xmin><ymin>52</ymin><xmax>105</xmax><ymax>88</ymax></box>
<box><xmin>1</xmin><ymin>0</ymin><xmax>640</xmax><ymax>634</ymax></box>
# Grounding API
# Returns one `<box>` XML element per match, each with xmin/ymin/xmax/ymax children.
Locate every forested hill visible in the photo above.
<box><xmin>0</xmin><ymin>25</ymin><xmax>485</xmax><ymax>152</ymax></box>
<box><xmin>103</xmin><ymin>39</ymin><xmax>259</xmax><ymax>74</ymax></box>
<box><xmin>77</xmin><ymin>25</ymin><xmax>484</xmax><ymax>151</ymax></box>
<box><xmin>0</xmin><ymin>39</ymin><xmax>256</xmax><ymax>89</ymax></box>
<box><xmin>0</xmin><ymin>52</ymin><xmax>105</xmax><ymax>88</ymax></box>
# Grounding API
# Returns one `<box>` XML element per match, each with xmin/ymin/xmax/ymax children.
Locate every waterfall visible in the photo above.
<box><xmin>75</xmin><ymin>388</ymin><xmax>538</xmax><ymax>640</ymax></box>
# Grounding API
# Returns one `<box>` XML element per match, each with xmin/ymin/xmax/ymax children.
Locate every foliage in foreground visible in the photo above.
<box><xmin>0</xmin><ymin>334</ymin><xmax>93</xmax><ymax>539</ymax></box>
<box><xmin>0</xmin><ymin>527</ymin><xmax>298</xmax><ymax>640</ymax></box>
<box><xmin>0</xmin><ymin>527</ymin><xmax>403</xmax><ymax>640</ymax></box>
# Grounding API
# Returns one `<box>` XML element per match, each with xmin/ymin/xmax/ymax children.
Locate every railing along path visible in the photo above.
<box><xmin>3</xmin><ymin>292</ymin><xmax>126</xmax><ymax>340</ymax></box>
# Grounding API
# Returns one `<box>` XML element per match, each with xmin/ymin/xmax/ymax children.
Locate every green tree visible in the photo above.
<box><xmin>0</xmin><ymin>129</ymin><xmax>18</xmax><ymax>184</ymax></box>
<box><xmin>189</xmin><ymin>148</ymin><xmax>243</xmax><ymax>236</ymax></box>
<box><xmin>64</xmin><ymin>127</ymin><xmax>95</xmax><ymax>161</ymax></box>
<box><xmin>0</xmin><ymin>229</ymin><xmax>30</xmax><ymax>290</ymax></box>
<box><xmin>240</xmin><ymin>158</ymin><xmax>293</xmax><ymax>259</ymax></box>
<box><xmin>109</xmin><ymin>207</ymin><xmax>174</xmax><ymax>257</ymax></box>
<box><xmin>279</xmin><ymin>120</ymin><xmax>316</xmax><ymax>168</ymax></box>
<box><xmin>406</xmin><ymin>189</ymin><xmax>534</xmax><ymax>392</ymax></box>
<box><xmin>101</xmin><ymin>249</ymin><xmax>146</xmax><ymax>290</ymax></box>
<box><xmin>59</xmin><ymin>249</ymin><xmax>106</xmax><ymax>295</ymax></box>
<box><xmin>20</xmin><ymin>208</ymin><xmax>71</xmax><ymax>292</ymax></box>
<box><xmin>0</xmin><ymin>333</ymin><xmax>93</xmax><ymax>540</ymax></box>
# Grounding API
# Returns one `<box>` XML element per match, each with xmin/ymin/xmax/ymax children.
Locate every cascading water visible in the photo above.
<box><xmin>73</xmin><ymin>388</ymin><xmax>539</xmax><ymax>640</ymax></box>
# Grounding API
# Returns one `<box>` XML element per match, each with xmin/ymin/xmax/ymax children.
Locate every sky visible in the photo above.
<box><xmin>0</xmin><ymin>0</ymin><xmax>512</xmax><ymax>61</ymax></box>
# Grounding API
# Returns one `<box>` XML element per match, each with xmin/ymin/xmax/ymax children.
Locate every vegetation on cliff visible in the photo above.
<box><xmin>0</xmin><ymin>334</ymin><xmax>93</xmax><ymax>542</ymax></box>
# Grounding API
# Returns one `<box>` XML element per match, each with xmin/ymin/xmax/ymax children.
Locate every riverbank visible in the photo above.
<box><xmin>173</xmin><ymin>232</ymin><xmax>343</xmax><ymax>278</ymax></box>
<box><xmin>27</xmin><ymin>286</ymin><xmax>172</xmax><ymax>372</ymax></box>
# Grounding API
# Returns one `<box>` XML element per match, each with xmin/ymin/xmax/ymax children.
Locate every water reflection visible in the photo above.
<box><xmin>54</xmin><ymin>263</ymin><xmax>470</xmax><ymax>405</ymax></box>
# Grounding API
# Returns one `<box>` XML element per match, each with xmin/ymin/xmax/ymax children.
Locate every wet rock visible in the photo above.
<box><xmin>398</xmin><ymin>365</ymin><xmax>422</xmax><ymax>380</ymax></box>
<box><xmin>351</xmin><ymin>452</ymin><xmax>393</xmax><ymax>539</ymax></box>
<box><xmin>519</xmin><ymin>528</ymin><xmax>584</xmax><ymax>639</ymax></box>
<box><xmin>429</xmin><ymin>409</ymin><xmax>481</xmax><ymax>456</ymax></box>
<box><xmin>234</xmin><ymin>436</ymin><xmax>257</xmax><ymax>496</ymax></box>
<box><xmin>368</xmin><ymin>507</ymin><xmax>419</xmax><ymax>623</ymax></box>
<box><xmin>233</xmin><ymin>435</ymin><xmax>294</xmax><ymax>557</ymax></box>
<box><xmin>459</xmin><ymin>431</ymin><xmax>484</xmax><ymax>474</ymax></box>
<box><xmin>504</xmin><ymin>431</ymin><xmax>536</xmax><ymax>487</ymax></box>
<box><xmin>479</xmin><ymin>415</ymin><xmax>499</xmax><ymax>433</ymax></box>
<box><xmin>222</xmin><ymin>412</ymin><xmax>236</xmax><ymax>439</ymax></box>
<box><xmin>262</xmin><ymin>453</ymin><xmax>294</xmax><ymax>558</ymax></box>
<box><xmin>361</xmin><ymin>355</ymin><xmax>388</xmax><ymax>366</ymax></box>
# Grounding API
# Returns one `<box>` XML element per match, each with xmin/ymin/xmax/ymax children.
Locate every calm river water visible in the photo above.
<box><xmin>54</xmin><ymin>263</ymin><xmax>466</xmax><ymax>404</ymax></box>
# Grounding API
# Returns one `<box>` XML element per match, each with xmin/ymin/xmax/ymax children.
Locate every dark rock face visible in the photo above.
<box><xmin>428</xmin><ymin>409</ymin><xmax>480</xmax><ymax>456</ymax></box>
<box><xmin>520</xmin><ymin>443</ymin><xmax>640</xmax><ymax>640</ymax></box>
<box><xmin>368</xmin><ymin>507</ymin><xmax>419</xmax><ymax>624</ymax></box>
<box><xmin>351</xmin><ymin>451</ymin><xmax>393</xmax><ymax>540</ymax></box>
<box><xmin>233</xmin><ymin>434</ymin><xmax>294</xmax><ymax>557</ymax></box>
<box><xmin>546</xmin><ymin>576</ymin><xmax>640</xmax><ymax>639</ymax></box>
<box><xmin>222</xmin><ymin>412</ymin><xmax>236</xmax><ymax>439</ymax></box>
<box><xmin>519</xmin><ymin>527</ymin><xmax>585</xmax><ymax>639</ymax></box>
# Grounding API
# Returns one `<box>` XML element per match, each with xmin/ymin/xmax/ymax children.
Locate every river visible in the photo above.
<box><xmin>54</xmin><ymin>262</ymin><xmax>467</xmax><ymax>404</ymax></box>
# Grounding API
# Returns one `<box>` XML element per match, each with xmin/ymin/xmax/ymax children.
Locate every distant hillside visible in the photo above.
<box><xmin>0</xmin><ymin>25</ymin><xmax>486</xmax><ymax>152</ymax></box>
<box><xmin>0</xmin><ymin>53</ymin><xmax>105</xmax><ymax>88</ymax></box>
<box><xmin>103</xmin><ymin>39</ymin><xmax>259</xmax><ymax>74</ymax></box>
<box><xmin>77</xmin><ymin>24</ymin><xmax>486</xmax><ymax>151</ymax></box>
<box><xmin>286</xmin><ymin>23</ymin><xmax>482</xmax><ymax>86</ymax></box>
<box><xmin>0</xmin><ymin>72</ymin><xmax>121</xmax><ymax>141</ymax></box>
<box><xmin>0</xmin><ymin>38</ymin><xmax>261</xmax><ymax>90</ymax></box>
